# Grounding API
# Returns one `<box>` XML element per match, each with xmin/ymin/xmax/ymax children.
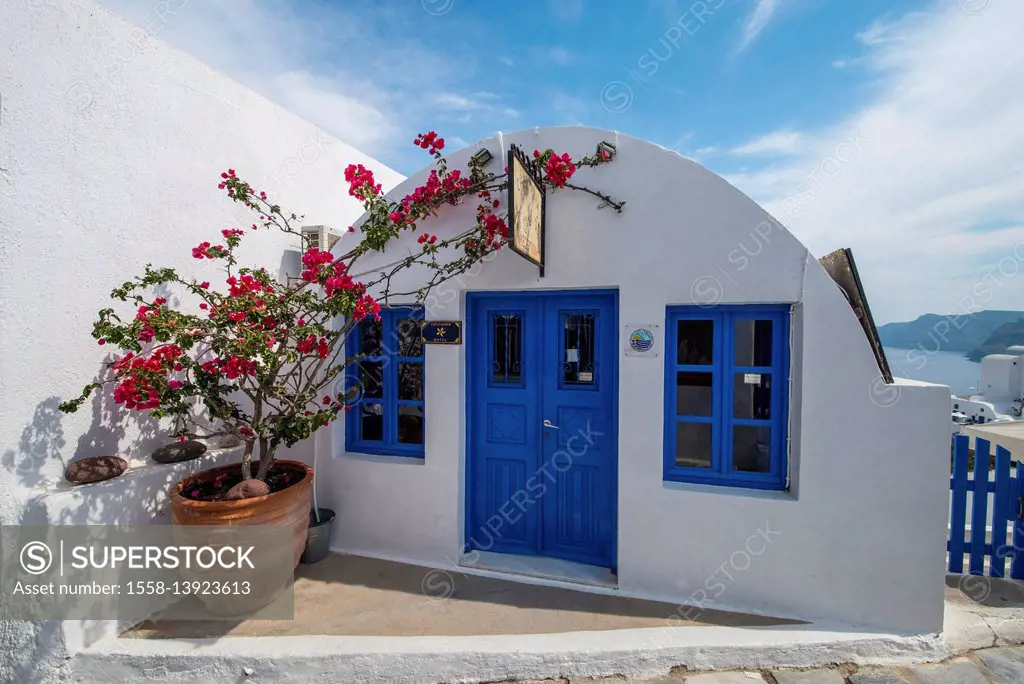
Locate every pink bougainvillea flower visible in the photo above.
<box><xmin>344</xmin><ymin>164</ymin><xmax>382</xmax><ymax>199</ymax></box>
<box><xmin>543</xmin><ymin>152</ymin><xmax>576</xmax><ymax>188</ymax></box>
<box><xmin>414</xmin><ymin>131</ymin><xmax>445</xmax><ymax>155</ymax></box>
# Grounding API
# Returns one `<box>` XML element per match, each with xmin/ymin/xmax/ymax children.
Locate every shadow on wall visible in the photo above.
<box><xmin>0</xmin><ymin>383</ymin><xmax>162</xmax><ymax>492</ymax></box>
<box><xmin>1</xmin><ymin>397</ymin><xmax>68</xmax><ymax>489</ymax></box>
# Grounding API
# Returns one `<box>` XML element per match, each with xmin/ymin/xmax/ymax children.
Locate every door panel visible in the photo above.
<box><xmin>539</xmin><ymin>298</ymin><xmax>614</xmax><ymax>566</ymax></box>
<box><xmin>468</xmin><ymin>291</ymin><xmax>617</xmax><ymax>569</ymax></box>
<box><xmin>468</xmin><ymin>297</ymin><xmax>542</xmax><ymax>555</ymax></box>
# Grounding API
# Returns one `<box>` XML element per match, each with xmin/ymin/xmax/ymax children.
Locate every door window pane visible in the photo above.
<box><xmin>563</xmin><ymin>313</ymin><xmax>596</xmax><ymax>384</ymax></box>
<box><xmin>358</xmin><ymin>361</ymin><xmax>383</xmax><ymax>399</ymax></box>
<box><xmin>361</xmin><ymin>402</ymin><xmax>384</xmax><ymax>441</ymax></box>
<box><xmin>734</xmin><ymin>319</ymin><xmax>773</xmax><ymax>367</ymax></box>
<box><xmin>675</xmin><ymin>422</ymin><xmax>712</xmax><ymax>469</ymax></box>
<box><xmin>677</xmin><ymin>319</ymin><xmax>714</xmax><ymax>365</ymax></box>
<box><xmin>395</xmin><ymin>318</ymin><xmax>423</xmax><ymax>357</ymax></box>
<box><xmin>492</xmin><ymin>314</ymin><xmax>522</xmax><ymax>382</ymax></box>
<box><xmin>359</xmin><ymin>318</ymin><xmax>382</xmax><ymax>356</ymax></box>
<box><xmin>398</xmin><ymin>362</ymin><xmax>423</xmax><ymax>401</ymax></box>
<box><xmin>676</xmin><ymin>371</ymin><xmax>714</xmax><ymax>416</ymax></box>
<box><xmin>733</xmin><ymin>425</ymin><xmax>771</xmax><ymax>473</ymax></box>
<box><xmin>397</xmin><ymin>405</ymin><xmax>424</xmax><ymax>444</ymax></box>
<box><xmin>733</xmin><ymin>373</ymin><xmax>772</xmax><ymax>420</ymax></box>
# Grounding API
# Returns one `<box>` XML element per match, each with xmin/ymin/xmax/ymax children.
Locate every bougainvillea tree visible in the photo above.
<box><xmin>59</xmin><ymin>132</ymin><xmax>623</xmax><ymax>500</ymax></box>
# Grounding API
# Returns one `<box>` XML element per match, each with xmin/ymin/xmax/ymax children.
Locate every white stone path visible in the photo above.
<box><xmin>530</xmin><ymin>644</ymin><xmax>1024</xmax><ymax>682</ymax></box>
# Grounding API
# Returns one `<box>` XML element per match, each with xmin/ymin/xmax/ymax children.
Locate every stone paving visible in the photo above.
<box><xmin>523</xmin><ymin>644</ymin><xmax>1024</xmax><ymax>683</ymax></box>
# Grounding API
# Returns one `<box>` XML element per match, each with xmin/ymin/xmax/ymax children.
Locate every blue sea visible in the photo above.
<box><xmin>883</xmin><ymin>347</ymin><xmax>981</xmax><ymax>397</ymax></box>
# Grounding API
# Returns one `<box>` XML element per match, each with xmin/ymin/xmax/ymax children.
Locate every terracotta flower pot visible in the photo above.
<box><xmin>169</xmin><ymin>460</ymin><xmax>313</xmax><ymax>616</ymax></box>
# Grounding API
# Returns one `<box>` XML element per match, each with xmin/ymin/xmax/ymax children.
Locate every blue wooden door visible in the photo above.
<box><xmin>467</xmin><ymin>291</ymin><xmax>617</xmax><ymax>569</ymax></box>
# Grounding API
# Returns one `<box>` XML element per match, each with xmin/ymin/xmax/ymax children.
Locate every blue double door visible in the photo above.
<box><xmin>467</xmin><ymin>290</ymin><xmax>617</xmax><ymax>569</ymax></box>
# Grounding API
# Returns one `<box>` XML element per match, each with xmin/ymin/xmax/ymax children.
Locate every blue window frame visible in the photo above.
<box><xmin>663</xmin><ymin>305</ymin><xmax>790</xmax><ymax>490</ymax></box>
<box><xmin>345</xmin><ymin>307</ymin><xmax>425</xmax><ymax>457</ymax></box>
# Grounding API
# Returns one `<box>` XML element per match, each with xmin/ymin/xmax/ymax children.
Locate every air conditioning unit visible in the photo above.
<box><xmin>301</xmin><ymin>225</ymin><xmax>342</xmax><ymax>252</ymax></box>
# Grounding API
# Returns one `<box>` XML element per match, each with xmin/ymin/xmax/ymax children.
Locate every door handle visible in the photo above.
<box><xmin>543</xmin><ymin>419</ymin><xmax>560</xmax><ymax>430</ymax></box>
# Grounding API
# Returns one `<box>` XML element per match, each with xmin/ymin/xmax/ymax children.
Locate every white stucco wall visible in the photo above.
<box><xmin>0</xmin><ymin>0</ymin><xmax>401</xmax><ymax>676</ymax></box>
<box><xmin>312</xmin><ymin>126</ymin><xmax>950</xmax><ymax>636</ymax></box>
<box><xmin>980</xmin><ymin>355</ymin><xmax>1020</xmax><ymax>401</ymax></box>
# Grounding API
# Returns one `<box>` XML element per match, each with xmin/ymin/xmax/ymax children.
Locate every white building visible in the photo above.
<box><xmin>306</xmin><ymin>125</ymin><xmax>950</xmax><ymax>638</ymax></box>
<box><xmin>951</xmin><ymin>350</ymin><xmax>1024</xmax><ymax>428</ymax></box>
<box><xmin>0</xmin><ymin>0</ymin><xmax>952</xmax><ymax>679</ymax></box>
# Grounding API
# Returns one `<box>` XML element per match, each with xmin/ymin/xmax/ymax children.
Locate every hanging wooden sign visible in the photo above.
<box><xmin>507</xmin><ymin>144</ymin><xmax>546</xmax><ymax>276</ymax></box>
<box><xmin>420</xmin><ymin>320</ymin><xmax>462</xmax><ymax>345</ymax></box>
<box><xmin>819</xmin><ymin>247</ymin><xmax>892</xmax><ymax>383</ymax></box>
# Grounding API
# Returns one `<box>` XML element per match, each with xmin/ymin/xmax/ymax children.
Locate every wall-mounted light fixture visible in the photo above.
<box><xmin>470</xmin><ymin>148</ymin><xmax>494</xmax><ymax>167</ymax></box>
<box><xmin>597</xmin><ymin>140</ymin><xmax>617</xmax><ymax>160</ymax></box>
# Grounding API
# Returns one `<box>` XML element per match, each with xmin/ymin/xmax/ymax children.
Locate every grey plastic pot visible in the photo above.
<box><xmin>300</xmin><ymin>508</ymin><xmax>336</xmax><ymax>564</ymax></box>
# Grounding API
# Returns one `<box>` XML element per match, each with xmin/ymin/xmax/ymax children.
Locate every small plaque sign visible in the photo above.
<box><xmin>623</xmin><ymin>324</ymin><xmax>660</xmax><ymax>357</ymax></box>
<box><xmin>421</xmin><ymin>320</ymin><xmax>462</xmax><ymax>345</ymax></box>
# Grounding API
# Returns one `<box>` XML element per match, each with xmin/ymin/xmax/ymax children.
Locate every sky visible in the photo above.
<box><xmin>95</xmin><ymin>0</ymin><xmax>1024</xmax><ymax>324</ymax></box>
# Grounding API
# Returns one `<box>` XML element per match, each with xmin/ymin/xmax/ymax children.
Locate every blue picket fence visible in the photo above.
<box><xmin>949</xmin><ymin>434</ymin><xmax>1024</xmax><ymax>578</ymax></box>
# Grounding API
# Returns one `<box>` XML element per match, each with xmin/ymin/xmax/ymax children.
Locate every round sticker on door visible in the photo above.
<box><xmin>629</xmin><ymin>328</ymin><xmax>654</xmax><ymax>353</ymax></box>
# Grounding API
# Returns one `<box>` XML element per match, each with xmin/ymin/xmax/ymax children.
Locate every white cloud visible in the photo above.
<box><xmin>550</xmin><ymin>0</ymin><xmax>584</xmax><ymax>23</ymax></box>
<box><xmin>93</xmin><ymin>0</ymin><xmax>514</xmax><ymax>168</ymax></box>
<box><xmin>729</xmin><ymin>130</ymin><xmax>804</xmax><ymax>156</ymax></box>
<box><xmin>735</xmin><ymin>0</ymin><xmax>780</xmax><ymax>54</ymax></box>
<box><xmin>433</xmin><ymin>91</ymin><xmax>521</xmax><ymax>121</ymax></box>
<box><xmin>544</xmin><ymin>46</ymin><xmax>575</xmax><ymax>66</ymax></box>
<box><xmin>714</xmin><ymin>2</ymin><xmax>1024</xmax><ymax>323</ymax></box>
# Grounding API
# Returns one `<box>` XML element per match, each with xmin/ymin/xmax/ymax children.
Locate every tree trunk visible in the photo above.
<box><xmin>255</xmin><ymin>438</ymin><xmax>276</xmax><ymax>481</ymax></box>
<box><xmin>241</xmin><ymin>439</ymin><xmax>255</xmax><ymax>480</ymax></box>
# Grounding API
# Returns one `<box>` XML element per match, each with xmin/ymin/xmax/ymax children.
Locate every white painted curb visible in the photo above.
<box><xmin>71</xmin><ymin>624</ymin><xmax>948</xmax><ymax>683</ymax></box>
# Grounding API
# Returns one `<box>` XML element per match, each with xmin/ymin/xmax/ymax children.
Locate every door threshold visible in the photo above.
<box><xmin>460</xmin><ymin>550</ymin><xmax>618</xmax><ymax>589</ymax></box>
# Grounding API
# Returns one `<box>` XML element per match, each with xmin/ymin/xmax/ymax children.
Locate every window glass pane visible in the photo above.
<box><xmin>675</xmin><ymin>422</ymin><xmax>712</xmax><ymax>469</ymax></box>
<box><xmin>676</xmin><ymin>371</ymin><xmax>713</xmax><ymax>417</ymax></box>
<box><xmin>733</xmin><ymin>425</ymin><xmax>772</xmax><ymax>473</ymax></box>
<box><xmin>359</xmin><ymin>318</ymin><xmax>382</xmax><ymax>356</ymax></box>
<box><xmin>733</xmin><ymin>372</ymin><xmax>772</xmax><ymax>420</ymax></box>
<box><xmin>563</xmin><ymin>313</ymin><xmax>596</xmax><ymax>384</ymax></box>
<box><xmin>398</xmin><ymin>362</ymin><xmax>423</xmax><ymax>401</ymax></box>
<box><xmin>677</xmin><ymin>319</ymin><xmax>714</xmax><ymax>365</ymax></box>
<box><xmin>395</xmin><ymin>317</ymin><xmax>423</xmax><ymax>357</ymax></box>
<box><xmin>492</xmin><ymin>314</ymin><xmax>522</xmax><ymax>382</ymax></box>
<box><xmin>361</xmin><ymin>402</ymin><xmax>384</xmax><ymax>441</ymax></box>
<box><xmin>357</xmin><ymin>361</ymin><xmax>383</xmax><ymax>399</ymax></box>
<box><xmin>397</xmin><ymin>405</ymin><xmax>424</xmax><ymax>444</ymax></box>
<box><xmin>734</xmin><ymin>319</ymin><xmax>773</xmax><ymax>367</ymax></box>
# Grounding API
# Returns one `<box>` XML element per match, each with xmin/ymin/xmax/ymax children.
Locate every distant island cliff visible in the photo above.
<box><xmin>878</xmin><ymin>310</ymin><xmax>1024</xmax><ymax>362</ymax></box>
